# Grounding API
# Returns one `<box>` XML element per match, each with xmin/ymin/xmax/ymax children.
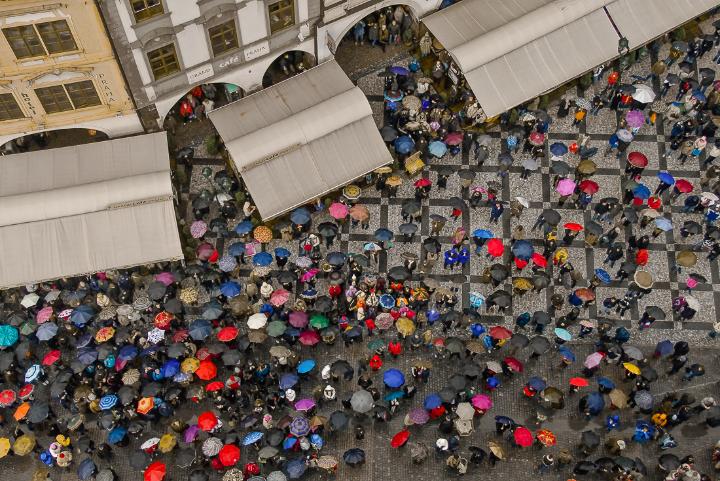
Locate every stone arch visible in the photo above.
<box><xmin>0</xmin><ymin>127</ymin><xmax>109</xmax><ymax>153</ymax></box>
<box><xmin>260</xmin><ymin>50</ymin><xmax>318</xmax><ymax>88</ymax></box>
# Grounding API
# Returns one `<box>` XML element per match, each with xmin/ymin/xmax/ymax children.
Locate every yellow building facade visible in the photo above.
<box><xmin>0</xmin><ymin>0</ymin><xmax>142</xmax><ymax>147</ymax></box>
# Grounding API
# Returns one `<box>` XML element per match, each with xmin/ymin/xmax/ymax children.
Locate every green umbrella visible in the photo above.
<box><xmin>367</xmin><ymin>339</ymin><xmax>384</xmax><ymax>351</ymax></box>
<box><xmin>266</xmin><ymin>321</ymin><xmax>287</xmax><ymax>337</ymax></box>
<box><xmin>309</xmin><ymin>314</ymin><xmax>330</xmax><ymax>329</ymax></box>
<box><xmin>20</xmin><ymin>321</ymin><xmax>37</xmax><ymax>336</ymax></box>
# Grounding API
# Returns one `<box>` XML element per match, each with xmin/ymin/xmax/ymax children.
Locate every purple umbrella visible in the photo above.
<box><xmin>294</xmin><ymin>398</ymin><xmax>316</xmax><ymax>412</ymax></box>
<box><xmin>625</xmin><ymin>110</ymin><xmax>645</xmax><ymax>128</ymax></box>
<box><xmin>184</xmin><ymin>424</ymin><xmax>199</xmax><ymax>443</ymax></box>
<box><xmin>408</xmin><ymin>407</ymin><xmax>430</xmax><ymax>425</ymax></box>
<box><xmin>390</xmin><ymin>66</ymin><xmax>410</xmax><ymax>76</ymax></box>
<box><xmin>290</xmin><ymin>417</ymin><xmax>310</xmax><ymax>437</ymax></box>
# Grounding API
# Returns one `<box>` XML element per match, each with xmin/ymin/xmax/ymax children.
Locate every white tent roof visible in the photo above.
<box><xmin>0</xmin><ymin>132</ymin><xmax>183</xmax><ymax>288</ymax></box>
<box><xmin>209</xmin><ymin>60</ymin><xmax>392</xmax><ymax>220</ymax></box>
<box><xmin>424</xmin><ymin>0</ymin><xmax>716</xmax><ymax>118</ymax></box>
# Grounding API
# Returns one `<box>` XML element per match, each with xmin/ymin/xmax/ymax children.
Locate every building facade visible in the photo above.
<box><xmin>0</xmin><ymin>0</ymin><xmax>142</xmax><ymax>147</ymax></box>
<box><xmin>98</xmin><ymin>0</ymin><xmax>441</xmax><ymax>128</ymax></box>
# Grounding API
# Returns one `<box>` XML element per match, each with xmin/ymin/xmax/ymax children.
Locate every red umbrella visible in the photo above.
<box><xmin>513</xmin><ymin>258</ymin><xmax>528</xmax><ymax>270</ymax></box>
<box><xmin>299</xmin><ymin>330</ymin><xmax>320</xmax><ymax>346</ymax></box>
<box><xmin>648</xmin><ymin>196</ymin><xmax>662</xmax><ymax>210</ymax></box>
<box><xmin>0</xmin><ymin>389</ymin><xmax>16</xmax><ymax>407</ymax></box>
<box><xmin>205</xmin><ymin>381</ymin><xmax>224</xmax><ymax>392</ymax></box>
<box><xmin>486</xmin><ymin>238</ymin><xmax>504</xmax><ymax>258</ymax></box>
<box><xmin>529</xmin><ymin>132</ymin><xmax>545</xmax><ymax>146</ymax></box>
<box><xmin>172</xmin><ymin>329</ymin><xmax>189</xmax><ymax>342</ymax></box>
<box><xmin>198</xmin><ymin>411</ymin><xmax>218</xmax><ymax>431</ymax></box>
<box><xmin>144</xmin><ymin>462</ymin><xmax>166</xmax><ymax>481</ymax></box>
<box><xmin>635</xmin><ymin>249</ymin><xmax>649</xmax><ymax>266</ymax></box>
<box><xmin>195</xmin><ymin>360</ymin><xmax>217</xmax><ymax>381</ymax></box>
<box><xmin>42</xmin><ymin>350</ymin><xmax>61</xmax><ymax>366</ymax></box>
<box><xmin>391</xmin><ymin>429</ymin><xmax>410</xmax><ymax>448</ymax></box>
<box><xmin>489</xmin><ymin>326</ymin><xmax>512</xmax><ymax>340</ymax></box>
<box><xmin>578</xmin><ymin>179</ymin><xmax>599</xmax><ymax>195</ymax></box>
<box><xmin>153</xmin><ymin>311</ymin><xmax>173</xmax><ymax>330</ymax></box>
<box><xmin>675</xmin><ymin>179</ymin><xmax>693</xmax><ymax>193</ymax></box>
<box><xmin>531</xmin><ymin>253</ymin><xmax>547</xmax><ymax>268</ymax></box>
<box><xmin>217</xmin><ymin>326</ymin><xmax>238</xmax><ymax>342</ymax></box>
<box><xmin>513</xmin><ymin>426</ymin><xmax>533</xmax><ymax>447</ymax></box>
<box><xmin>414</xmin><ymin>178</ymin><xmax>431</xmax><ymax>188</ymax></box>
<box><xmin>18</xmin><ymin>384</ymin><xmax>34</xmax><ymax>400</ymax></box>
<box><xmin>503</xmin><ymin>356</ymin><xmax>524</xmax><ymax>373</ymax></box>
<box><xmin>569</xmin><ymin>377</ymin><xmax>589</xmax><ymax>387</ymax></box>
<box><xmin>627</xmin><ymin>151</ymin><xmax>648</xmax><ymax>168</ymax></box>
<box><xmin>563</xmin><ymin>222</ymin><xmax>583</xmax><ymax>232</ymax></box>
<box><xmin>218</xmin><ymin>444</ymin><xmax>241</xmax><ymax>466</ymax></box>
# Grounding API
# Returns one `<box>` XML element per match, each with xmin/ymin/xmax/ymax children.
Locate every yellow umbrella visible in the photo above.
<box><xmin>386</xmin><ymin>175</ymin><xmax>403</xmax><ymax>187</ymax></box>
<box><xmin>179</xmin><ymin>286</ymin><xmax>199</xmax><ymax>304</ymax></box>
<box><xmin>12</xmin><ymin>434</ymin><xmax>35</xmax><ymax>456</ymax></box>
<box><xmin>396</xmin><ymin>317</ymin><xmax>415</xmax><ymax>336</ymax></box>
<box><xmin>622</xmin><ymin>362</ymin><xmax>641</xmax><ymax>375</ymax></box>
<box><xmin>181</xmin><ymin>357</ymin><xmax>200</xmax><ymax>373</ymax></box>
<box><xmin>253</xmin><ymin>225</ymin><xmax>273</xmax><ymax>243</ymax></box>
<box><xmin>95</xmin><ymin>326</ymin><xmax>115</xmax><ymax>343</ymax></box>
<box><xmin>343</xmin><ymin>184</ymin><xmax>362</xmax><ymax>200</ymax></box>
<box><xmin>0</xmin><ymin>438</ymin><xmax>10</xmax><ymax>458</ymax></box>
<box><xmin>374</xmin><ymin>166</ymin><xmax>392</xmax><ymax>174</ymax></box>
<box><xmin>512</xmin><ymin>278</ymin><xmax>533</xmax><ymax>291</ymax></box>
<box><xmin>553</xmin><ymin>248</ymin><xmax>569</xmax><ymax>265</ymax></box>
<box><xmin>159</xmin><ymin>433</ymin><xmax>177</xmax><ymax>453</ymax></box>
<box><xmin>488</xmin><ymin>441</ymin><xmax>505</xmax><ymax>460</ymax></box>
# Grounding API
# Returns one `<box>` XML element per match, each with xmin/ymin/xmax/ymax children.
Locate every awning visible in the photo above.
<box><xmin>208</xmin><ymin>60</ymin><xmax>392</xmax><ymax>220</ymax></box>
<box><xmin>424</xmin><ymin>0</ymin><xmax>716</xmax><ymax>118</ymax></box>
<box><xmin>0</xmin><ymin>132</ymin><xmax>183</xmax><ymax>288</ymax></box>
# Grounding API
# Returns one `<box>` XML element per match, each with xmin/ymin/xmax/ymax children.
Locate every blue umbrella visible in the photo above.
<box><xmin>383</xmin><ymin>368</ymin><xmax>405</xmax><ymax>388</ymax></box>
<box><xmin>584</xmin><ymin>392</ymin><xmax>605</xmax><ymax>415</ymax></box>
<box><xmin>655</xmin><ymin>340</ymin><xmax>673</xmax><ymax>357</ymax></box>
<box><xmin>558</xmin><ymin>346</ymin><xmax>575</xmax><ymax>362</ymax></box>
<box><xmin>108</xmin><ymin>426</ymin><xmax>128</xmax><ymax>444</ymax></box>
<box><xmin>77</xmin><ymin>458</ymin><xmax>97</xmax><ymax>481</ymax></box>
<box><xmin>692</xmin><ymin>89</ymin><xmax>706</xmax><ymax>102</ymax></box>
<box><xmin>242</xmin><ymin>431</ymin><xmax>264</xmax><ymax>446</ymax></box>
<box><xmin>280</xmin><ymin>373</ymin><xmax>299</xmax><ymax>390</ymax></box>
<box><xmin>428</xmin><ymin>140</ymin><xmax>447</xmax><ymax>158</ymax></box>
<box><xmin>76</xmin><ymin>333</ymin><xmax>93</xmax><ymax>348</ymax></box>
<box><xmin>253</xmin><ymin>252</ymin><xmax>273</xmax><ymax>266</ymax></box>
<box><xmin>297</xmin><ymin>359</ymin><xmax>316</xmax><ymax>374</ymax></box>
<box><xmin>117</xmin><ymin>345</ymin><xmax>138</xmax><ymax>361</ymax></box>
<box><xmin>423</xmin><ymin>393</ymin><xmax>442</xmax><ymax>410</ymax></box>
<box><xmin>597</xmin><ymin>377</ymin><xmax>616</xmax><ymax>390</ymax></box>
<box><xmin>289</xmin><ymin>417</ymin><xmax>310</xmax><ymax>437</ymax></box>
<box><xmin>654</xmin><ymin>217</ymin><xmax>673</xmax><ymax>231</ymax></box>
<box><xmin>99</xmin><ymin>394</ymin><xmax>118</xmax><ymax>410</ymax></box>
<box><xmin>614</xmin><ymin>327</ymin><xmax>631</xmax><ymax>344</ymax></box>
<box><xmin>161</xmin><ymin>359</ymin><xmax>180</xmax><ymax>378</ymax></box>
<box><xmin>219</xmin><ymin>281</ymin><xmax>242</xmax><ymax>298</ymax></box>
<box><xmin>274</xmin><ymin>247</ymin><xmax>291</xmax><ymax>258</ymax></box>
<box><xmin>283</xmin><ymin>437</ymin><xmax>298</xmax><ymax>450</ymax></box>
<box><xmin>228</xmin><ymin>242</ymin><xmax>246</xmax><ymax>257</ymax></box>
<box><xmin>472</xmin><ymin>229</ymin><xmax>494</xmax><ymax>239</ymax></box>
<box><xmin>36</xmin><ymin>323</ymin><xmax>58</xmax><ymax>341</ymax></box>
<box><xmin>76</xmin><ymin>347</ymin><xmax>98</xmax><ymax>365</ymax></box>
<box><xmin>235</xmin><ymin>220</ymin><xmax>254</xmax><ymax>234</ymax></box>
<box><xmin>285</xmin><ymin>459</ymin><xmax>307</xmax><ymax>479</ymax></box>
<box><xmin>384</xmin><ymin>390</ymin><xmax>405</xmax><ymax>401</ymax></box>
<box><xmin>189</xmin><ymin>319</ymin><xmax>213</xmax><ymax>340</ymax></box>
<box><xmin>374</xmin><ymin>228</ymin><xmax>393</xmax><ymax>242</ymax></box>
<box><xmin>379</xmin><ymin>294</ymin><xmax>395</xmax><ymax>309</ymax></box>
<box><xmin>511</xmin><ymin>240</ymin><xmax>534</xmax><ymax>260</ymax></box>
<box><xmin>594</xmin><ymin>268</ymin><xmax>611</xmax><ymax>284</ymax></box>
<box><xmin>309</xmin><ymin>434</ymin><xmax>323</xmax><ymax>449</ymax></box>
<box><xmin>550</xmin><ymin>142</ymin><xmax>568</xmax><ymax>156</ymax></box>
<box><xmin>0</xmin><ymin>325</ymin><xmax>18</xmax><ymax>347</ymax></box>
<box><xmin>470</xmin><ymin>323</ymin><xmax>485</xmax><ymax>336</ymax></box>
<box><xmin>554</xmin><ymin>327</ymin><xmax>572</xmax><ymax>341</ymax></box>
<box><xmin>70</xmin><ymin>305</ymin><xmax>95</xmax><ymax>326</ymax></box>
<box><xmin>326</xmin><ymin>252</ymin><xmax>347</xmax><ymax>266</ymax></box>
<box><xmin>527</xmin><ymin>376</ymin><xmax>546</xmax><ymax>391</ymax></box>
<box><xmin>633</xmin><ymin>420</ymin><xmax>655</xmax><ymax>443</ymax></box>
<box><xmin>390</xmin><ymin>66</ymin><xmax>410</xmax><ymax>76</ymax></box>
<box><xmin>290</xmin><ymin>208</ymin><xmax>311</xmax><ymax>225</ymax></box>
<box><xmin>633</xmin><ymin>184</ymin><xmax>651</xmax><ymax>199</ymax></box>
<box><xmin>394</xmin><ymin>135</ymin><xmax>414</xmax><ymax>154</ymax></box>
<box><xmin>657</xmin><ymin>171</ymin><xmax>675</xmax><ymax>185</ymax></box>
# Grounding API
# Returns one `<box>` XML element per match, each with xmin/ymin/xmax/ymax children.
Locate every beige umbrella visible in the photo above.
<box><xmin>374</xmin><ymin>166</ymin><xmax>393</xmax><ymax>174</ymax></box>
<box><xmin>609</xmin><ymin>389</ymin><xmax>628</xmax><ymax>408</ymax></box>
<box><xmin>349</xmin><ymin>205</ymin><xmax>370</xmax><ymax>222</ymax></box>
<box><xmin>488</xmin><ymin>441</ymin><xmax>505</xmax><ymax>460</ymax></box>
<box><xmin>676</xmin><ymin>250</ymin><xmax>697</xmax><ymax>268</ymax></box>
<box><xmin>454</xmin><ymin>419</ymin><xmax>474</xmax><ymax>436</ymax></box>
<box><xmin>386</xmin><ymin>175</ymin><xmax>403</xmax><ymax>187</ymax></box>
<box><xmin>634</xmin><ymin>270</ymin><xmax>654</xmax><ymax>290</ymax></box>
<box><xmin>456</xmin><ymin>402</ymin><xmax>475</xmax><ymax>420</ymax></box>
<box><xmin>577</xmin><ymin>160</ymin><xmax>597</xmax><ymax>175</ymax></box>
<box><xmin>402</xmin><ymin>95</ymin><xmax>421</xmax><ymax>113</ymax></box>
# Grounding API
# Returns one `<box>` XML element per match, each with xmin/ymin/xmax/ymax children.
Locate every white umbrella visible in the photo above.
<box><xmin>44</xmin><ymin>290</ymin><xmax>61</xmax><ymax>302</ymax></box>
<box><xmin>515</xmin><ymin>197</ymin><xmax>529</xmax><ymax>208</ymax></box>
<box><xmin>456</xmin><ymin>402</ymin><xmax>475</xmax><ymax>420</ymax></box>
<box><xmin>21</xmin><ymin>293</ymin><xmax>39</xmax><ymax>308</ymax></box>
<box><xmin>247</xmin><ymin>313</ymin><xmax>267</xmax><ymax>330</ymax></box>
<box><xmin>146</xmin><ymin>328</ymin><xmax>165</xmax><ymax>345</ymax></box>
<box><xmin>633</xmin><ymin>84</ymin><xmax>656</xmax><ymax>104</ymax></box>
<box><xmin>685</xmin><ymin>296</ymin><xmax>700</xmax><ymax>312</ymax></box>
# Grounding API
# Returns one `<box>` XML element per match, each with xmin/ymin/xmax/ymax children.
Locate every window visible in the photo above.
<box><xmin>2</xmin><ymin>20</ymin><xmax>77</xmax><ymax>59</ymax></box>
<box><xmin>0</xmin><ymin>93</ymin><xmax>24</xmax><ymax>121</ymax></box>
<box><xmin>147</xmin><ymin>44</ymin><xmax>180</xmax><ymax>80</ymax></box>
<box><xmin>268</xmin><ymin>0</ymin><xmax>295</xmax><ymax>34</ymax></box>
<box><xmin>208</xmin><ymin>20</ymin><xmax>238</xmax><ymax>56</ymax></box>
<box><xmin>36</xmin><ymin>20</ymin><xmax>77</xmax><ymax>54</ymax></box>
<box><xmin>35</xmin><ymin>80</ymin><xmax>102</xmax><ymax>114</ymax></box>
<box><xmin>131</xmin><ymin>0</ymin><xmax>164</xmax><ymax>22</ymax></box>
<box><xmin>2</xmin><ymin>25</ymin><xmax>45</xmax><ymax>59</ymax></box>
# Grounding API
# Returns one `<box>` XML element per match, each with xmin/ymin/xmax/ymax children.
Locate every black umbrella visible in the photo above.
<box><xmin>509</xmin><ymin>333</ymin><xmax>529</xmax><ymax>348</ymax></box>
<box><xmin>498</xmin><ymin>152</ymin><xmax>513</xmax><ymax>165</ymax></box>
<box><xmin>641</xmin><ymin>366</ymin><xmax>658</xmax><ymax>383</ymax></box>
<box><xmin>423</xmin><ymin>237</ymin><xmax>441</xmax><ymax>254</ymax></box>
<box><xmin>550</xmin><ymin>161</ymin><xmax>570</xmax><ymax>175</ymax></box>
<box><xmin>317</xmin><ymin>222</ymin><xmax>339</xmax><ymax>238</ymax></box>
<box><xmin>349</xmin><ymin>253</ymin><xmax>369</xmax><ymax>267</ymax></box>
<box><xmin>222</xmin><ymin>350</ymin><xmax>243</xmax><ymax>366</ymax></box>
<box><xmin>439</xmin><ymin>387</ymin><xmax>456</xmax><ymax>403</ymax></box>
<box><xmin>614</xmin><ymin>456</ymin><xmax>636</xmax><ymax>472</ymax></box>
<box><xmin>448</xmin><ymin>374</ymin><xmax>466</xmax><ymax>391</ymax></box>
<box><xmin>28</xmin><ymin>401</ymin><xmax>49</xmax><ymax>423</ymax></box>
<box><xmin>343</xmin><ymin>448</ymin><xmax>366</xmax><ymax>466</ymax></box>
<box><xmin>314</xmin><ymin>296</ymin><xmax>333</xmax><ymax>313</ymax></box>
<box><xmin>581</xmin><ymin>430</ymin><xmax>600</xmax><ymax>449</ymax></box>
<box><xmin>401</xmin><ymin>200</ymin><xmax>421</xmax><ymax>217</ymax></box>
<box><xmin>189</xmin><ymin>470</ymin><xmax>209</xmax><ymax>481</ymax></box>
<box><xmin>458</xmin><ymin>170</ymin><xmax>475</xmax><ymax>181</ymax></box>
<box><xmin>595</xmin><ymin>457</ymin><xmax>615</xmax><ymax>474</ymax></box>
<box><xmin>448</xmin><ymin>197</ymin><xmax>466</xmax><ymax>209</ymax></box>
<box><xmin>682</xmin><ymin>220</ymin><xmax>702</xmax><ymax>235</ymax></box>
<box><xmin>175</xmin><ymin>448</ymin><xmax>196</xmax><ymax>469</ymax></box>
<box><xmin>529</xmin><ymin>336</ymin><xmax>550</xmax><ymax>355</ymax></box>
<box><xmin>374</xmin><ymin>228</ymin><xmax>394</xmax><ymax>242</ymax></box>
<box><xmin>489</xmin><ymin>264</ymin><xmax>509</xmax><ymax>282</ymax></box>
<box><xmin>167</xmin><ymin>343</ymin><xmax>187</xmax><ymax>359</ymax></box>
<box><xmin>326</xmin><ymin>252</ymin><xmax>347</xmax><ymax>266</ymax></box>
<box><xmin>463</xmin><ymin>363</ymin><xmax>481</xmax><ymax>378</ymax></box>
<box><xmin>388</xmin><ymin>266</ymin><xmax>412</xmax><ymax>281</ymax></box>
<box><xmin>573</xmin><ymin>461</ymin><xmax>597</xmax><ymax>475</ymax></box>
<box><xmin>277</xmin><ymin>271</ymin><xmax>297</xmax><ymax>284</ymax></box>
<box><xmin>399</xmin><ymin>223</ymin><xmax>418</xmax><ymax>235</ymax></box>
<box><xmin>330</xmin><ymin>411</ymin><xmax>349</xmax><ymax>430</ymax></box>
<box><xmin>585</xmin><ymin>221</ymin><xmax>603</xmax><ymax>235</ymax></box>
<box><xmin>532</xmin><ymin>311</ymin><xmax>550</xmax><ymax>325</ymax></box>
<box><xmin>542</xmin><ymin>209</ymin><xmax>560</xmax><ymax>226</ymax></box>
<box><xmin>141</xmin><ymin>382</ymin><xmax>162</xmax><ymax>397</ymax></box>
<box><xmin>164</xmin><ymin>298</ymin><xmax>183</xmax><ymax>314</ymax></box>
<box><xmin>130</xmin><ymin>452</ymin><xmax>150</xmax><ymax>470</ymax></box>
<box><xmin>658</xmin><ymin>454</ymin><xmax>680</xmax><ymax>472</ymax></box>
<box><xmin>487</xmin><ymin>289</ymin><xmax>511</xmax><ymax>307</ymax></box>
<box><xmin>380</xmin><ymin>125</ymin><xmax>398</xmax><ymax>142</ymax></box>
<box><xmin>117</xmin><ymin>386</ymin><xmax>136</xmax><ymax>405</ymax></box>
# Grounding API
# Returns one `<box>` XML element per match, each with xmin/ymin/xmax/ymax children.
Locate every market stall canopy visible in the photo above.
<box><xmin>208</xmin><ymin>60</ymin><xmax>392</xmax><ymax>220</ymax></box>
<box><xmin>423</xmin><ymin>0</ymin><xmax>718</xmax><ymax>118</ymax></box>
<box><xmin>0</xmin><ymin>132</ymin><xmax>182</xmax><ymax>288</ymax></box>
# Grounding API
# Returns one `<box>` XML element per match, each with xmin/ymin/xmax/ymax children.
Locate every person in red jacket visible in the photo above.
<box><xmin>388</xmin><ymin>341</ymin><xmax>402</xmax><ymax>357</ymax></box>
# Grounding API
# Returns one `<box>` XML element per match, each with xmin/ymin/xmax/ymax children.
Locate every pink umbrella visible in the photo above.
<box><xmin>329</xmin><ymin>202</ymin><xmax>349</xmax><ymax>220</ymax></box>
<box><xmin>584</xmin><ymin>352</ymin><xmax>605</xmax><ymax>369</ymax></box>
<box><xmin>444</xmin><ymin>132</ymin><xmax>463</xmax><ymax>146</ymax></box>
<box><xmin>36</xmin><ymin>306</ymin><xmax>53</xmax><ymax>324</ymax></box>
<box><xmin>471</xmin><ymin>394</ymin><xmax>493</xmax><ymax>411</ymax></box>
<box><xmin>625</xmin><ymin>110</ymin><xmax>645</xmax><ymax>128</ymax></box>
<box><xmin>299</xmin><ymin>330</ymin><xmax>320</xmax><ymax>346</ymax></box>
<box><xmin>288</xmin><ymin>312</ymin><xmax>308</xmax><ymax>328</ymax></box>
<box><xmin>556</xmin><ymin>178</ymin><xmax>577</xmax><ymax>196</ymax></box>
<box><xmin>190</xmin><ymin>220</ymin><xmax>208</xmax><ymax>238</ymax></box>
<box><xmin>270</xmin><ymin>289</ymin><xmax>290</xmax><ymax>307</ymax></box>
<box><xmin>294</xmin><ymin>398</ymin><xmax>316</xmax><ymax>411</ymax></box>
<box><xmin>300</xmin><ymin>269</ymin><xmax>319</xmax><ymax>283</ymax></box>
<box><xmin>154</xmin><ymin>272</ymin><xmax>176</xmax><ymax>286</ymax></box>
<box><xmin>375</xmin><ymin>313</ymin><xmax>394</xmax><ymax>330</ymax></box>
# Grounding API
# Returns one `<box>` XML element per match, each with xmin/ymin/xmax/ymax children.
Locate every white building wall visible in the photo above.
<box><xmin>176</xmin><ymin>24</ymin><xmax>211</xmax><ymax>68</ymax></box>
<box><xmin>132</xmin><ymin>48</ymin><xmax>153</xmax><ymax>85</ymax></box>
<box><xmin>166</xmin><ymin>0</ymin><xmax>201</xmax><ymax>25</ymax></box>
<box><xmin>114</xmin><ymin>0</ymin><xmax>138</xmax><ymax>42</ymax></box>
<box><xmin>238</xmin><ymin>0</ymin><xmax>268</xmax><ymax>44</ymax></box>
<box><xmin>298</xmin><ymin>0</ymin><xmax>309</xmax><ymax>22</ymax></box>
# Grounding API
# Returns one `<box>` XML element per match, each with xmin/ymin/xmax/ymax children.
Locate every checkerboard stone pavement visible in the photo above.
<box><xmin>186</xmin><ymin>27</ymin><xmax>720</xmax><ymax>348</ymax></box>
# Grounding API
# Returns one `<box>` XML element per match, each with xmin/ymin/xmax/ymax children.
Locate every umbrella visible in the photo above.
<box><xmin>391</xmin><ymin>430</ymin><xmax>410</xmax><ymax>448</ymax></box>
<box><xmin>554</xmin><ymin>327</ymin><xmax>572</xmax><ymax>341</ymax></box>
<box><xmin>329</xmin><ymin>202</ymin><xmax>348</xmax><ymax>219</ymax></box>
<box><xmin>144</xmin><ymin>462</ymin><xmax>166</xmax><ymax>481</ymax></box>
<box><xmin>634</xmin><ymin>390</ymin><xmax>653</xmax><ymax>410</ymax></box>
<box><xmin>657</xmin><ymin>171</ymin><xmax>675</xmax><ymax>185</ymax></box>
<box><xmin>343</xmin><ymin>448</ymin><xmax>365</xmax><ymax>466</ymax></box>
<box><xmin>290</xmin><ymin>208</ymin><xmax>311</xmax><ymax>225</ymax></box>
<box><xmin>575</xmin><ymin>98</ymin><xmax>592</xmax><ymax>110</ymax></box>
<box><xmin>471</xmin><ymin>394</ymin><xmax>493</xmax><ymax>410</ymax></box>
<box><xmin>429</xmin><ymin>141</ymin><xmax>447</xmax><ymax>157</ymax></box>
<box><xmin>380</xmin><ymin>126</ymin><xmax>398</xmax><ymax>142</ymax></box>
<box><xmin>408</xmin><ymin>407</ymin><xmax>430</xmax><ymax>425</ymax></box>
<box><xmin>511</xmin><ymin>240</ymin><xmax>533</xmax><ymax>260</ymax></box>
<box><xmin>550</xmin><ymin>142</ymin><xmax>568</xmax><ymax>156</ymax></box>
<box><xmin>486</xmin><ymin>238</ymin><xmax>504</xmax><ymax>257</ymax></box>
<box><xmin>584</xmin><ymin>352</ymin><xmax>604</xmax><ymax>369</ymax></box>
<box><xmin>536</xmin><ymin>429</ymin><xmax>556</xmax><ymax>447</ymax></box>
<box><xmin>350</xmin><ymin>390</ymin><xmax>373</xmax><ymax>413</ymax></box>
<box><xmin>578</xmin><ymin>179</ymin><xmax>599</xmax><ymax>195</ymax></box>
<box><xmin>0</xmin><ymin>325</ymin><xmax>20</xmax><ymax>347</ymax></box>
<box><xmin>394</xmin><ymin>135</ymin><xmax>414</xmax><ymax>154</ymax></box>
<box><xmin>513</xmin><ymin>426</ymin><xmax>533</xmax><ymax>447</ymax></box>
<box><xmin>609</xmin><ymin>389</ymin><xmax>629</xmax><ymax>408</ymax></box>
<box><xmin>556</xmin><ymin>178</ymin><xmax>576</xmax><ymax>196</ymax></box>
<box><xmin>627</xmin><ymin>151</ymin><xmax>648</xmax><ymax>168</ymax></box>
<box><xmin>472</xmin><ymin>229</ymin><xmax>494</xmax><ymax>239</ymax></box>
<box><xmin>374</xmin><ymin>228</ymin><xmax>393</xmax><ymax>242</ymax></box>
<box><xmin>253</xmin><ymin>226</ymin><xmax>273</xmax><ymax>243</ymax></box>
<box><xmin>383</xmin><ymin>369</ymin><xmax>405</xmax><ymax>388</ymax></box>
<box><xmin>675</xmin><ymin>179</ymin><xmax>694</xmax><ymax>193</ymax></box>
<box><xmin>489</xmin><ymin>325</ymin><xmax>512</xmax><ymax>339</ymax></box>
<box><xmin>623</xmin><ymin>362</ymin><xmax>641</xmax><ymax>375</ymax></box>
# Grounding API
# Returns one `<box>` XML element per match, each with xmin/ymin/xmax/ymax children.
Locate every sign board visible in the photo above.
<box><xmin>448</xmin><ymin>62</ymin><xmax>459</xmax><ymax>85</ymax></box>
<box><xmin>244</xmin><ymin>41</ymin><xmax>270</xmax><ymax>62</ymax></box>
<box><xmin>186</xmin><ymin>64</ymin><xmax>215</xmax><ymax>84</ymax></box>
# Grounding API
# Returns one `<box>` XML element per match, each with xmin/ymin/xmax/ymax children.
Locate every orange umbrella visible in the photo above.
<box><xmin>137</xmin><ymin>397</ymin><xmax>155</xmax><ymax>414</ymax></box>
<box><xmin>253</xmin><ymin>226</ymin><xmax>273</xmax><ymax>243</ymax></box>
<box><xmin>95</xmin><ymin>327</ymin><xmax>115</xmax><ymax>343</ymax></box>
<box><xmin>536</xmin><ymin>429</ymin><xmax>556</xmax><ymax>447</ymax></box>
<box><xmin>195</xmin><ymin>360</ymin><xmax>217</xmax><ymax>380</ymax></box>
<box><xmin>14</xmin><ymin>402</ymin><xmax>30</xmax><ymax>421</ymax></box>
